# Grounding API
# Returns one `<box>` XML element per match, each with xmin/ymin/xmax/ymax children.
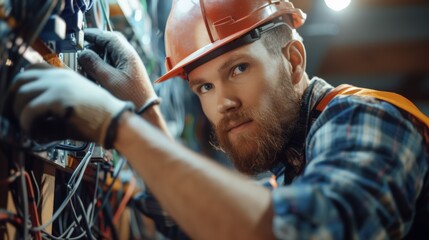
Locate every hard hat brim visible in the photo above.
<box><xmin>155</xmin><ymin>8</ymin><xmax>306</xmax><ymax>83</ymax></box>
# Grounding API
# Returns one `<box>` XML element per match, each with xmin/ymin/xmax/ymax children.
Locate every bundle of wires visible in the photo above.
<box><xmin>34</xmin><ymin>143</ymin><xmax>100</xmax><ymax>239</ymax></box>
<box><xmin>0</xmin><ymin>0</ymin><xmax>62</xmax><ymax>151</ymax></box>
<box><xmin>0</xmin><ymin>1</ymin><xmax>153</xmax><ymax>238</ymax></box>
<box><xmin>0</xmin><ymin>0</ymin><xmax>61</xmax><ymax>100</ymax></box>
<box><xmin>42</xmin><ymin>149</ymin><xmax>131</xmax><ymax>240</ymax></box>
<box><xmin>0</xmin><ymin>0</ymin><xmax>96</xmax><ymax>152</ymax></box>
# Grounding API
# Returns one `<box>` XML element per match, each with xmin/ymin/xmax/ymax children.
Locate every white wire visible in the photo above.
<box><xmin>19</xmin><ymin>152</ymin><xmax>29</xmax><ymax>240</ymax></box>
<box><xmin>31</xmin><ymin>143</ymin><xmax>95</xmax><ymax>232</ymax></box>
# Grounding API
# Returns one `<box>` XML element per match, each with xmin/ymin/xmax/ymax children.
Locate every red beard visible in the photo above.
<box><xmin>211</xmin><ymin>66</ymin><xmax>301</xmax><ymax>175</ymax></box>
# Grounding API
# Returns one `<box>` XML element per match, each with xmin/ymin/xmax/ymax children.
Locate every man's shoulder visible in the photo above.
<box><xmin>307</xmin><ymin>93</ymin><xmax>418</xmax><ymax>147</ymax></box>
<box><xmin>318</xmin><ymin>94</ymin><xmax>405</xmax><ymax>125</ymax></box>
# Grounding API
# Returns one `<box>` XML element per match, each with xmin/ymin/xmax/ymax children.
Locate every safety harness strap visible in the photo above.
<box><xmin>316</xmin><ymin>84</ymin><xmax>429</xmax><ymax>128</ymax></box>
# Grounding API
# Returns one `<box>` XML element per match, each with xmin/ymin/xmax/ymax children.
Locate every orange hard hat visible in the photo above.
<box><xmin>155</xmin><ymin>0</ymin><xmax>306</xmax><ymax>83</ymax></box>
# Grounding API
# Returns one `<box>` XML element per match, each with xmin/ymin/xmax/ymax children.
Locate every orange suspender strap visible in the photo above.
<box><xmin>316</xmin><ymin>84</ymin><xmax>429</xmax><ymax>128</ymax></box>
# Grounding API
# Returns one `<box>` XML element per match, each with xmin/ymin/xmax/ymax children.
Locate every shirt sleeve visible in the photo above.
<box><xmin>272</xmin><ymin>95</ymin><xmax>428</xmax><ymax>239</ymax></box>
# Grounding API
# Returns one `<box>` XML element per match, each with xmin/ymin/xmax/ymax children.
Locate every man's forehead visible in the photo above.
<box><xmin>188</xmin><ymin>41</ymin><xmax>266</xmax><ymax>82</ymax></box>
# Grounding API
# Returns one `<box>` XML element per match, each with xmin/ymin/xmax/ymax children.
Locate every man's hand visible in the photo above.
<box><xmin>10</xmin><ymin>64</ymin><xmax>133</xmax><ymax>146</ymax></box>
<box><xmin>78</xmin><ymin>28</ymin><xmax>156</xmax><ymax>110</ymax></box>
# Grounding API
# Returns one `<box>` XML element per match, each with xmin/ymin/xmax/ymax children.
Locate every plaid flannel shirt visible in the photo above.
<box><xmin>138</xmin><ymin>78</ymin><xmax>429</xmax><ymax>239</ymax></box>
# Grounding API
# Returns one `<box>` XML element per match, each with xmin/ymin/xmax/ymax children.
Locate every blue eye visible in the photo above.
<box><xmin>232</xmin><ymin>63</ymin><xmax>248</xmax><ymax>77</ymax></box>
<box><xmin>199</xmin><ymin>83</ymin><xmax>213</xmax><ymax>94</ymax></box>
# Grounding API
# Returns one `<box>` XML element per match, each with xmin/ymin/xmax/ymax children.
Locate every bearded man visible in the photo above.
<box><xmin>11</xmin><ymin>0</ymin><xmax>429</xmax><ymax>239</ymax></box>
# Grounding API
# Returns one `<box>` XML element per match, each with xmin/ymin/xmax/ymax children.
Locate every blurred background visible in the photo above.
<box><xmin>0</xmin><ymin>0</ymin><xmax>428</xmax><ymax>238</ymax></box>
<box><xmin>292</xmin><ymin>0</ymin><xmax>429</xmax><ymax>114</ymax></box>
<box><xmin>105</xmin><ymin>0</ymin><xmax>429</xmax><ymax>164</ymax></box>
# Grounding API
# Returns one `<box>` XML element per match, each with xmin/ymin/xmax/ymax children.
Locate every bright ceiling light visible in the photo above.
<box><xmin>324</xmin><ymin>0</ymin><xmax>351</xmax><ymax>11</ymax></box>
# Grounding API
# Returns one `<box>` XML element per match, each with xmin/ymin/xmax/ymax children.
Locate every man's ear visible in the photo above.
<box><xmin>282</xmin><ymin>40</ymin><xmax>306</xmax><ymax>85</ymax></box>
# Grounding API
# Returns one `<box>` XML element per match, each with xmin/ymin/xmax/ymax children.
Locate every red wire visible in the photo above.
<box><xmin>24</xmin><ymin>171</ymin><xmax>42</xmax><ymax>240</ymax></box>
<box><xmin>113</xmin><ymin>176</ymin><xmax>136</xmax><ymax>224</ymax></box>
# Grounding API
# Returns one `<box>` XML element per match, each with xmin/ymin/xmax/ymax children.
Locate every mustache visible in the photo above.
<box><xmin>213</xmin><ymin>109</ymin><xmax>253</xmax><ymax>133</ymax></box>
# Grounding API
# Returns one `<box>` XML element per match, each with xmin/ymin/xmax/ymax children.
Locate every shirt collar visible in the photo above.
<box><xmin>270</xmin><ymin>77</ymin><xmax>334</xmax><ymax>184</ymax></box>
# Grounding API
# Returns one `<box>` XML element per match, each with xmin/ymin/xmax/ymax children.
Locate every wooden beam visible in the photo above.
<box><xmin>317</xmin><ymin>40</ymin><xmax>429</xmax><ymax>76</ymax></box>
<box><xmin>32</xmin><ymin>157</ymin><xmax>56</xmax><ymax>235</ymax></box>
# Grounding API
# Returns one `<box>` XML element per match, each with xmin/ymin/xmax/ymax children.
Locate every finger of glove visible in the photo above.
<box><xmin>78</xmin><ymin>49</ymin><xmax>119</xmax><ymax>86</ymax></box>
<box><xmin>84</xmin><ymin>29</ymin><xmax>120</xmax><ymax>53</ymax></box>
<box><xmin>83</xmin><ymin>28</ymin><xmax>106</xmax><ymax>44</ymax></box>
<box><xmin>9</xmin><ymin>69</ymin><xmax>50</xmax><ymax>118</ymax></box>
<box><xmin>25</xmin><ymin>62</ymin><xmax>53</xmax><ymax>70</ymax></box>
<box><xmin>10</xmin><ymin>64</ymin><xmax>54</xmax><ymax>92</ymax></box>
<box><xmin>18</xmin><ymin>90</ymin><xmax>67</xmax><ymax>139</ymax></box>
<box><xmin>13</xmin><ymin>81</ymin><xmax>48</xmax><ymax>119</ymax></box>
<box><xmin>84</xmin><ymin>29</ymin><xmax>131</xmax><ymax>63</ymax></box>
<box><xmin>9</xmin><ymin>69</ymin><xmax>46</xmax><ymax>93</ymax></box>
<box><xmin>20</xmin><ymin>97</ymin><xmax>83</xmax><ymax>142</ymax></box>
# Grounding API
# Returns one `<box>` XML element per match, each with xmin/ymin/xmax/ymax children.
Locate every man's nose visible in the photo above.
<box><xmin>216</xmin><ymin>86</ymin><xmax>241</xmax><ymax>114</ymax></box>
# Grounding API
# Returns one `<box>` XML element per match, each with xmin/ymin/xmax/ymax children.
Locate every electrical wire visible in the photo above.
<box><xmin>39</xmin><ymin>159</ymin><xmax>100</xmax><ymax>239</ymax></box>
<box><xmin>0</xmin><ymin>169</ymin><xmax>20</xmax><ymax>186</ymax></box>
<box><xmin>88</xmin><ymin>157</ymin><xmax>125</xmax><ymax>238</ymax></box>
<box><xmin>76</xmin><ymin>196</ymin><xmax>96</xmax><ymax>240</ymax></box>
<box><xmin>30</xmin><ymin>170</ymin><xmax>41</xmax><ymax>208</ymax></box>
<box><xmin>18</xmin><ymin>152</ymin><xmax>29</xmax><ymax>240</ymax></box>
<box><xmin>31</xmin><ymin>141</ymin><xmax>61</xmax><ymax>152</ymax></box>
<box><xmin>101</xmin><ymin>202</ymin><xmax>119</xmax><ymax>240</ymax></box>
<box><xmin>1</xmin><ymin>0</ymin><xmax>158</xmax><ymax>237</ymax></box>
<box><xmin>94</xmin><ymin>157</ymin><xmax>126</xmax><ymax>219</ymax></box>
<box><xmin>66</xmin><ymin>143</ymin><xmax>94</xmax><ymax>187</ymax></box>
<box><xmin>55</xmin><ymin>142</ymin><xmax>88</xmax><ymax>151</ymax></box>
<box><xmin>41</xmin><ymin>219</ymin><xmax>88</xmax><ymax>240</ymax></box>
<box><xmin>10</xmin><ymin>0</ymin><xmax>59</xmax><ymax>78</ymax></box>
<box><xmin>31</xmin><ymin>143</ymin><xmax>95</xmax><ymax>232</ymax></box>
<box><xmin>44</xmin><ymin>215</ymin><xmax>81</xmax><ymax>239</ymax></box>
<box><xmin>0</xmin><ymin>209</ymin><xmax>23</xmax><ymax>227</ymax></box>
<box><xmin>113</xmin><ymin>176</ymin><xmax>136</xmax><ymax>224</ymax></box>
<box><xmin>24</xmin><ymin>171</ymin><xmax>42</xmax><ymax>240</ymax></box>
<box><xmin>89</xmin><ymin>162</ymin><xmax>100</xmax><ymax>227</ymax></box>
<box><xmin>99</xmin><ymin>0</ymin><xmax>112</xmax><ymax>31</ymax></box>
<box><xmin>68</xmin><ymin>198</ymin><xmax>87</xmax><ymax>238</ymax></box>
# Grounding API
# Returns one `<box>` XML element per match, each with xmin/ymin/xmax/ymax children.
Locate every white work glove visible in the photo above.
<box><xmin>10</xmin><ymin>64</ymin><xmax>134</xmax><ymax>148</ymax></box>
<box><xmin>78</xmin><ymin>28</ymin><xmax>157</xmax><ymax>111</ymax></box>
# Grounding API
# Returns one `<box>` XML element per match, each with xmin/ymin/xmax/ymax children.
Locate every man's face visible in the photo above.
<box><xmin>188</xmin><ymin>40</ymin><xmax>301</xmax><ymax>175</ymax></box>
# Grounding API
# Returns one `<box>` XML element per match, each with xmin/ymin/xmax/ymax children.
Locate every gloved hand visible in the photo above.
<box><xmin>78</xmin><ymin>28</ymin><xmax>157</xmax><ymax>111</ymax></box>
<box><xmin>10</xmin><ymin>64</ymin><xmax>134</xmax><ymax>147</ymax></box>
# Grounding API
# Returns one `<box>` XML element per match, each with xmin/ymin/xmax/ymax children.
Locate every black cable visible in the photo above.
<box><xmin>102</xmin><ymin>202</ymin><xmax>119</xmax><ymax>240</ymax></box>
<box><xmin>89</xmin><ymin>163</ymin><xmax>100</xmax><ymax>227</ymax></box>
<box><xmin>30</xmin><ymin>141</ymin><xmax>61</xmax><ymax>152</ymax></box>
<box><xmin>43</xmin><ymin>171</ymin><xmax>94</xmax><ymax>239</ymax></box>
<box><xmin>129</xmin><ymin>201</ymin><xmax>146</xmax><ymax>239</ymax></box>
<box><xmin>69</xmin><ymin>197</ymin><xmax>87</xmax><ymax>237</ymax></box>
<box><xmin>55</xmin><ymin>142</ymin><xmax>89</xmax><ymax>151</ymax></box>
<box><xmin>18</xmin><ymin>152</ymin><xmax>29</xmax><ymax>240</ymax></box>
<box><xmin>42</xmin><ymin>228</ymin><xmax>87</xmax><ymax>240</ymax></box>
<box><xmin>67</xmin><ymin>144</ymin><xmax>93</xmax><ymax>188</ymax></box>
<box><xmin>0</xmin><ymin>209</ymin><xmax>22</xmax><ymax>231</ymax></box>
<box><xmin>76</xmin><ymin>196</ymin><xmax>95</xmax><ymax>240</ymax></box>
<box><xmin>9</xmin><ymin>176</ymin><xmax>23</xmax><ymax>220</ymax></box>
<box><xmin>93</xmin><ymin>157</ymin><xmax>125</xmax><ymax>222</ymax></box>
<box><xmin>51</xmin><ymin>214</ymin><xmax>79</xmax><ymax>239</ymax></box>
<box><xmin>30</xmin><ymin>170</ymin><xmax>41</xmax><ymax>208</ymax></box>
<box><xmin>31</xmin><ymin>143</ymin><xmax>95</xmax><ymax>232</ymax></box>
<box><xmin>10</xmin><ymin>0</ymin><xmax>55</xmax><ymax>73</ymax></box>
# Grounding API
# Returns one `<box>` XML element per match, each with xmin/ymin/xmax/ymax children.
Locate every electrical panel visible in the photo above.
<box><xmin>0</xmin><ymin>0</ymin><xmax>162</xmax><ymax>238</ymax></box>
